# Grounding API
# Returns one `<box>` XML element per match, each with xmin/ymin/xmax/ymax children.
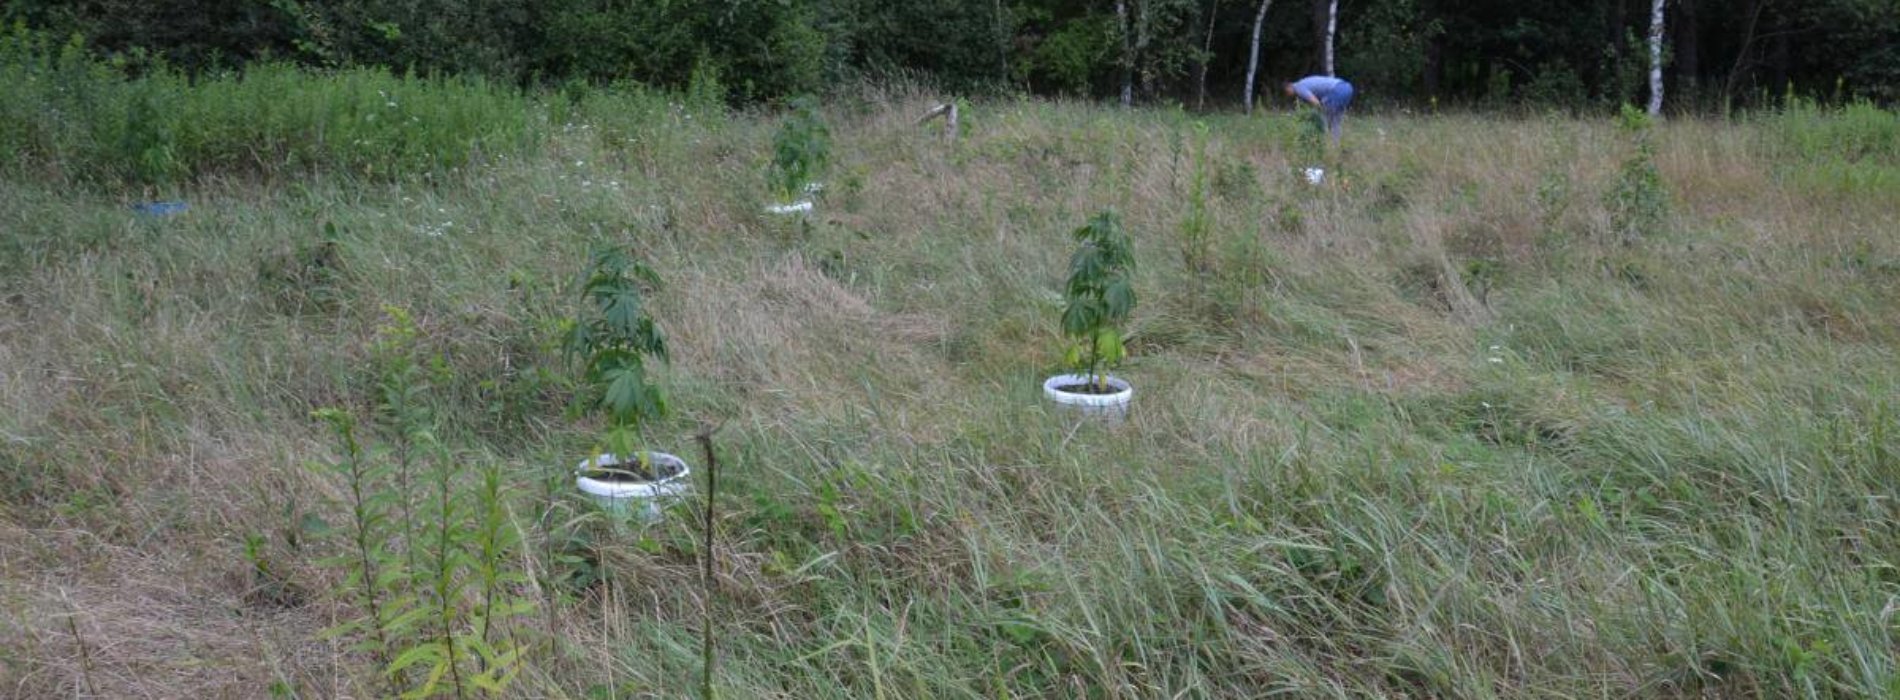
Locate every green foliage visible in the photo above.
<box><xmin>0</xmin><ymin>29</ymin><xmax>534</xmax><ymax>184</ymax></box>
<box><xmin>566</xmin><ymin>248</ymin><xmax>669</xmax><ymax>441</ymax></box>
<box><xmin>771</xmin><ymin>96</ymin><xmax>832</xmax><ymax>200</ymax></box>
<box><xmin>1339</xmin><ymin>0</ymin><xmax>1440</xmax><ymax>97</ymax></box>
<box><xmin>1521</xmin><ymin>61</ymin><xmax>1589</xmax><ymax>113</ymax></box>
<box><xmin>537</xmin><ymin>0</ymin><xmax>821</xmax><ymax>101</ymax></box>
<box><xmin>1060</xmin><ymin>211</ymin><xmax>1137</xmax><ymax>389</ymax></box>
<box><xmin>1019</xmin><ymin>14</ymin><xmax>1115</xmax><ymax>96</ymax></box>
<box><xmin>1605</xmin><ymin>105</ymin><xmax>1669</xmax><ymax>241</ymax></box>
<box><xmin>1178</xmin><ymin>122</ymin><xmax>1212</xmax><ymax>273</ymax></box>
<box><xmin>1614</xmin><ymin>102</ymin><xmax>1655</xmax><ymax>133</ymax></box>
<box><xmin>1535</xmin><ymin>169</ymin><xmax>1573</xmax><ymax>234</ymax></box>
<box><xmin>312</xmin><ymin>307</ymin><xmax>536</xmax><ymax>697</ymax></box>
<box><xmin>1273</xmin><ymin>198</ymin><xmax>1305</xmax><ymax>236</ymax></box>
<box><xmin>1771</xmin><ymin>99</ymin><xmax>1900</xmax><ymax>164</ymax></box>
<box><xmin>686</xmin><ymin>56</ymin><xmax>728</xmax><ymax>113</ymax></box>
<box><xmin>1585</xmin><ymin>30</ymin><xmax>1639</xmax><ymax>108</ymax></box>
<box><xmin>1759</xmin><ymin>100</ymin><xmax>1900</xmax><ymax>197</ymax></box>
<box><xmin>257</xmin><ymin>221</ymin><xmax>348</xmax><ymax>315</ymax></box>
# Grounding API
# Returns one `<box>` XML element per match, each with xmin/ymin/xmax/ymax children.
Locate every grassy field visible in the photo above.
<box><xmin>2</xmin><ymin>56</ymin><xmax>1899</xmax><ymax>697</ymax></box>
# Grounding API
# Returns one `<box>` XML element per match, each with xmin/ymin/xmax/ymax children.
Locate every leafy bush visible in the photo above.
<box><xmin>1021</xmin><ymin>14</ymin><xmax>1116</xmax><ymax>96</ymax></box>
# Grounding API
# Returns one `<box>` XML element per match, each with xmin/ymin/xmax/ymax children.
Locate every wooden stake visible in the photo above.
<box><xmin>694</xmin><ymin>419</ymin><xmax>727</xmax><ymax>700</ymax></box>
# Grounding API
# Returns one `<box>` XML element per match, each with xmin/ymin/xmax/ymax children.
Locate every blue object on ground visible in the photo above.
<box><xmin>132</xmin><ymin>201</ymin><xmax>189</xmax><ymax>216</ymax></box>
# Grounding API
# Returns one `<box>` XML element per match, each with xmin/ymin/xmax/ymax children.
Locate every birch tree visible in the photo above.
<box><xmin>1118</xmin><ymin>0</ymin><xmax>1133</xmax><ymax>106</ymax></box>
<box><xmin>1134</xmin><ymin>0</ymin><xmax>1155</xmax><ymax>97</ymax></box>
<box><xmin>1244</xmin><ymin>0</ymin><xmax>1273</xmax><ymax>113</ymax></box>
<box><xmin>1323</xmin><ymin>0</ymin><xmax>1337</xmax><ymax>76</ymax></box>
<box><xmin>1647</xmin><ymin>0</ymin><xmax>1666</xmax><ymax>115</ymax></box>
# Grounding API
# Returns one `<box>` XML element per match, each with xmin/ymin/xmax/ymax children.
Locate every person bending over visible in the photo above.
<box><xmin>1284</xmin><ymin>75</ymin><xmax>1354</xmax><ymax>145</ymax></box>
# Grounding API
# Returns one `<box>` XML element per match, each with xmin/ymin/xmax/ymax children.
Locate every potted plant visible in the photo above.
<box><xmin>566</xmin><ymin>248</ymin><xmax>688</xmax><ymax>520</ymax></box>
<box><xmin>1044</xmin><ymin>211</ymin><xmax>1137</xmax><ymax>419</ymax></box>
<box><xmin>765</xmin><ymin>95</ymin><xmax>829</xmax><ymax>215</ymax></box>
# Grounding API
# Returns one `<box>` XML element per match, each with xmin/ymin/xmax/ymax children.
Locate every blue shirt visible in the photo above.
<box><xmin>1290</xmin><ymin>76</ymin><xmax>1346</xmax><ymax>103</ymax></box>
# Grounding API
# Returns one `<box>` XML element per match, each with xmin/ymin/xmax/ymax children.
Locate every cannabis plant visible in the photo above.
<box><xmin>566</xmin><ymin>247</ymin><xmax>670</xmax><ymax>466</ymax></box>
<box><xmin>1061</xmin><ymin>211</ymin><xmax>1138</xmax><ymax>392</ymax></box>
<box><xmin>771</xmin><ymin>95</ymin><xmax>830</xmax><ymax>200</ymax></box>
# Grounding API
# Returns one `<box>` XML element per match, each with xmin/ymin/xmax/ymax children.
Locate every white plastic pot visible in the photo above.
<box><xmin>1042</xmin><ymin>373</ymin><xmax>1133</xmax><ymax>420</ymax></box>
<box><xmin>575</xmin><ymin>452</ymin><xmax>691</xmax><ymax>522</ymax></box>
<box><xmin>764</xmin><ymin>182</ymin><xmax>823</xmax><ymax>215</ymax></box>
<box><xmin>1303</xmin><ymin>167</ymin><xmax>1326</xmax><ymax>185</ymax></box>
<box><xmin>764</xmin><ymin>200</ymin><xmax>813</xmax><ymax>215</ymax></box>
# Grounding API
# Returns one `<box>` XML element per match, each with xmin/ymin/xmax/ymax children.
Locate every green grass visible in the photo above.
<box><xmin>0</xmin><ymin>29</ymin><xmax>539</xmax><ymax>186</ymax></box>
<box><xmin>1</xmin><ymin>57</ymin><xmax>1898</xmax><ymax>698</ymax></box>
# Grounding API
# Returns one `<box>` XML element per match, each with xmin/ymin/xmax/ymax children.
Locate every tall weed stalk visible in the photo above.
<box><xmin>312</xmin><ymin>307</ymin><xmax>536</xmax><ymax>696</ymax></box>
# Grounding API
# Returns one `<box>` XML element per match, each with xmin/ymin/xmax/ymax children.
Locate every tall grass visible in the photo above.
<box><xmin>0</xmin><ymin>61</ymin><xmax>1897</xmax><ymax>698</ymax></box>
<box><xmin>0</xmin><ymin>29</ymin><xmax>538</xmax><ymax>184</ymax></box>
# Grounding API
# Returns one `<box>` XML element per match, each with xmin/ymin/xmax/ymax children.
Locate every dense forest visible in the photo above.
<box><xmin>5</xmin><ymin>0</ymin><xmax>1898</xmax><ymax>109</ymax></box>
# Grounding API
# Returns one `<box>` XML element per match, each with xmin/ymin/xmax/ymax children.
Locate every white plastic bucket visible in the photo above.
<box><xmin>575</xmin><ymin>452</ymin><xmax>691</xmax><ymax>522</ymax></box>
<box><xmin>1042</xmin><ymin>373</ymin><xmax>1133</xmax><ymax>420</ymax></box>
<box><xmin>765</xmin><ymin>182</ymin><xmax>823</xmax><ymax>215</ymax></box>
<box><xmin>764</xmin><ymin>201</ymin><xmax>813</xmax><ymax>215</ymax></box>
<box><xmin>1303</xmin><ymin>167</ymin><xmax>1326</xmax><ymax>184</ymax></box>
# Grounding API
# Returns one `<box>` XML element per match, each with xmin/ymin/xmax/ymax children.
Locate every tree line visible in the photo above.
<box><xmin>6</xmin><ymin>0</ymin><xmax>1896</xmax><ymax>110</ymax></box>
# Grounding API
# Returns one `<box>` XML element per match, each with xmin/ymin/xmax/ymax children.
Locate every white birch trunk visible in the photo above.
<box><xmin>1135</xmin><ymin>0</ymin><xmax>1154</xmax><ymax>98</ymax></box>
<box><xmin>1244</xmin><ymin>0</ymin><xmax>1272</xmax><ymax>113</ymax></box>
<box><xmin>1118</xmin><ymin>0</ymin><xmax>1133</xmax><ymax>107</ymax></box>
<box><xmin>1323</xmin><ymin>0</ymin><xmax>1337</xmax><ymax>76</ymax></box>
<box><xmin>1648</xmin><ymin>0</ymin><xmax>1665</xmax><ymax>115</ymax></box>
